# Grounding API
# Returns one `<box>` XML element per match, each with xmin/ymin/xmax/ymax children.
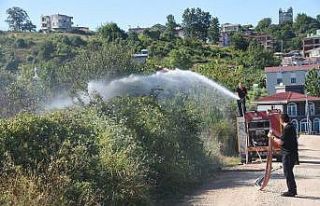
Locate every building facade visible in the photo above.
<box><xmin>41</xmin><ymin>14</ymin><xmax>73</xmax><ymax>32</ymax></box>
<box><xmin>128</xmin><ymin>27</ymin><xmax>147</xmax><ymax>35</ymax></box>
<box><xmin>303</xmin><ymin>30</ymin><xmax>320</xmax><ymax>57</ymax></box>
<box><xmin>244</xmin><ymin>33</ymin><xmax>275</xmax><ymax>50</ymax></box>
<box><xmin>219</xmin><ymin>23</ymin><xmax>241</xmax><ymax>47</ymax></box>
<box><xmin>279</xmin><ymin>7</ymin><xmax>293</xmax><ymax>25</ymax></box>
<box><xmin>305</xmin><ymin>47</ymin><xmax>320</xmax><ymax>58</ymax></box>
<box><xmin>265</xmin><ymin>64</ymin><xmax>320</xmax><ymax>95</ymax></box>
<box><xmin>221</xmin><ymin>23</ymin><xmax>241</xmax><ymax>33</ymax></box>
<box><xmin>256</xmin><ymin>92</ymin><xmax>320</xmax><ymax>134</ymax></box>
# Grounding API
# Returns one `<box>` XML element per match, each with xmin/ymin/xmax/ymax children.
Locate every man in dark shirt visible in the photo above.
<box><xmin>269</xmin><ymin>114</ymin><xmax>298</xmax><ymax>197</ymax></box>
<box><xmin>236</xmin><ymin>82</ymin><xmax>247</xmax><ymax>116</ymax></box>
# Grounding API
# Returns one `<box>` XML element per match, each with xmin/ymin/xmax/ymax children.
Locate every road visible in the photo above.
<box><xmin>179</xmin><ymin>135</ymin><xmax>320</xmax><ymax>206</ymax></box>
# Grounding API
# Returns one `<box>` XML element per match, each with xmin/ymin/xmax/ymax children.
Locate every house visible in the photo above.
<box><xmin>221</xmin><ymin>23</ymin><xmax>241</xmax><ymax>33</ymax></box>
<box><xmin>219</xmin><ymin>32</ymin><xmax>231</xmax><ymax>47</ymax></box>
<box><xmin>218</xmin><ymin>23</ymin><xmax>241</xmax><ymax>47</ymax></box>
<box><xmin>265</xmin><ymin>64</ymin><xmax>320</xmax><ymax>95</ymax></box>
<box><xmin>255</xmin><ymin>91</ymin><xmax>320</xmax><ymax>134</ymax></box>
<box><xmin>305</xmin><ymin>47</ymin><xmax>320</xmax><ymax>58</ymax></box>
<box><xmin>174</xmin><ymin>27</ymin><xmax>185</xmax><ymax>39</ymax></box>
<box><xmin>133</xmin><ymin>49</ymin><xmax>148</xmax><ymax>64</ymax></box>
<box><xmin>128</xmin><ymin>27</ymin><xmax>148</xmax><ymax>35</ymax></box>
<box><xmin>41</xmin><ymin>14</ymin><xmax>73</xmax><ymax>32</ymax></box>
<box><xmin>279</xmin><ymin>7</ymin><xmax>293</xmax><ymax>25</ymax></box>
<box><xmin>303</xmin><ymin>30</ymin><xmax>320</xmax><ymax>57</ymax></box>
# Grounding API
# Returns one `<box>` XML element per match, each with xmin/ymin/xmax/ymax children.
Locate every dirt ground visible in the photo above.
<box><xmin>178</xmin><ymin>135</ymin><xmax>320</xmax><ymax>206</ymax></box>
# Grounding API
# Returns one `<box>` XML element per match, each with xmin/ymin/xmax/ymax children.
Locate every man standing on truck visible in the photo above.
<box><xmin>268</xmin><ymin>114</ymin><xmax>298</xmax><ymax>197</ymax></box>
<box><xmin>236</xmin><ymin>82</ymin><xmax>247</xmax><ymax>116</ymax></box>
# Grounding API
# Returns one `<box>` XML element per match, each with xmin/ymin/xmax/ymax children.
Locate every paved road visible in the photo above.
<box><xmin>179</xmin><ymin>135</ymin><xmax>320</xmax><ymax>206</ymax></box>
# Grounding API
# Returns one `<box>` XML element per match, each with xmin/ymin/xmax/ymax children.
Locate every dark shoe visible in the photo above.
<box><xmin>281</xmin><ymin>191</ymin><xmax>296</xmax><ymax>197</ymax></box>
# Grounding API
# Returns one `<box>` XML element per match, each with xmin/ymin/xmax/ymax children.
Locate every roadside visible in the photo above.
<box><xmin>177</xmin><ymin>135</ymin><xmax>320</xmax><ymax>206</ymax></box>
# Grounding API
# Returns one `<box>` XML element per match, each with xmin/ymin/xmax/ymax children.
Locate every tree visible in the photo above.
<box><xmin>255</xmin><ymin>18</ymin><xmax>272</xmax><ymax>32</ymax></box>
<box><xmin>98</xmin><ymin>23</ymin><xmax>127</xmax><ymax>42</ymax></box>
<box><xmin>6</xmin><ymin>7</ymin><xmax>35</xmax><ymax>32</ymax></box>
<box><xmin>163</xmin><ymin>14</ymin><xmax>178</xmax><ymax>40</ymax></box>
<box><xmin>246</xmin><ymin>41</ymin><xmax>280</xmax><ymax>69</ymax></box>
<box><xmin>317</xmin><ymin>14</ymin><xmax>320</xmax><ymax>23</ymax></box>
<box><xmin>182</xmin><ymin>8</ymin><xmax>211</xmax><ymax>41</ymax></box>
<box><xmin>167</xmin><ymin>48</ymin><xmax>192</xmax><ymax>69</ymax></box>
<box><xmin>305</xmin><ymin>68</ymin><xmax>320</xmax><ymax>97</ymax></box>
<box><xmin>151</xmin><ymin>24</ymin><xmax>166</xmax><ymax>33</ymax></box>
<box><xmin>231</xmin><ymin>33</ymin><xmax>249</xmax><ymax>51</ymax></box>
<box><xmin>21</xmin><ymin>20</ymin><xmax>36</xmax><ymax>32</ymax></box>
<box><xmin>166</xmin><ymin>14</ymin><xmax>178</xmax><ymax>32</ymax></box>
<box><xmin>143</xmin><ymin>29</ymin><xmax>161</xmax><ymax>40</ymax></box>
<box><xmin>208</xmin><ymin>17</ymin><xmax>220</xmax><ymax>44</ymax></box>
<box><xmin>293</xmin><ymin>13</ymin><xmax>320</xmax><ymax>34</ymax></box>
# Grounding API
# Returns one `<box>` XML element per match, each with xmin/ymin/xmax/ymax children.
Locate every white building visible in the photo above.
<box><xmin>265</xmin><ymin>64</ymin><xmax>320</xmax><ymax>95</ymax></box>
<box><xmin>221</xmin><ymin>23</ymin><xmax>241</xmax><ymax>33</ymax></box>
<box><xmin>41</xmin><ymin>14</ymin><xmax>73</xmax><ymax>32</ymax></box>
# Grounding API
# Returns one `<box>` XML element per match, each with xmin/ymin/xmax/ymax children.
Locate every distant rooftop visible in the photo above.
<box><xmin>306</xmin><ymin>29</ymin><xmax>320</xmax><ymax>38</ymax></box>
<box><xmin>256</xmin><ymin>92</ymin><xmax>320</xmax><ymax>104</ymax></box>
<box><xmin>265</xmin><ymin>64</ymin><xmax>320</xmax><ymax>73</ymax></box>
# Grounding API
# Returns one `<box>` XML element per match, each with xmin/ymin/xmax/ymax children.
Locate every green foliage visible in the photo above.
<box><xmin>101</xmin><ymin>96</ymin><xmax>213</xmax><ymax>195</ymax></box>
<box><xmin>255</xmin><ymin>18</ymin><xmax>272</xmax><ymax>32</ymax></box>
<box><xmin>0</xmin><ymin>95</ymin><xmax>220</xmax><ymax>204</ymax></box>
<box><xmin>163</xmin><ymin>15</ymin><xmax>178</xmax><ymax>41</ymax></box>
<box><xmin>98</xmin><ymin>23</ymin><xmax>127</xmax><ymax>42</ymax></box>
<box><xmin>0</xmin><ymin>110</ymin><xmax>149</xmax><ymax>205</ymax></box>
<box><xmin>63</xmin><ymin>42</ymin><xmax>138</xmax><ymax>92</ymax></box>
<box><xmin>37</xmin><ymin>41</ymin><xmax>55</xmax><ymax>60</ymax></box>
<box><xmin>247</xmin><ymin>85</ymin><xmax>267</xmax><ymax>110</ymax></box>
<box><xmin>208</xmin><ymin>17</ymin><xmax>220</xmax><ymax>44</ymax></box>
<box><xmin>166</xmin><ymin>48</ymin><xmax>192</xmax><ymax>69</ymax></box>
<box><xmin>194</xmin><ymin>59</ymin><xmax>264</xmax><ymax>90</ymax></box>
<box><xmin>143</xmin><ymin>29</ymin><xmax>161</xmax><ymax>41</ymax></box>
<box><xmin>5</xmin><ymin>7</ymin><xmax>36</xmax><ymax>32</ymax></box>
<box><xmin>15</xmin><ymin>38</ymin><xmax>28</xmax><ymax>48</ymax></box>
<box><xmin>305</xmin><ymin>68</ymin><xmax>320</xmax><ymax>97</ymax></box>
<box><xmin>245</xmin><ymin>42</ymin><xmax>281</xmax><ymax>69</ymax></box>
<box><xmin>293</xmin><ymin>13</ymin><xmax>320</xmax><ymax>34</ymax></box>
<box><xmin>5</xmin><ymin>55</ymin><xmax>20</xmax><ymax>72</ymax></box>
<box><xmin>182</xmin><ymin>8</ymin><xmax>211</xmax><ymax>41</ymax></box>
<box><xmin>230</xmin><ymin>33</ymin><xmax>249</xmax><ymax>51</ymax></box>
<box><xmin>21</xmin><ymin>20</ymin><xmax>37</xmax><ymax>32</ymax></box>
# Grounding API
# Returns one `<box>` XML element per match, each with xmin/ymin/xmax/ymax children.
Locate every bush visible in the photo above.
<box><xmin>0</xmin><ymin>95</ymin><xmax>218</xmax><ymax>205</ymax></box>
<box><xmin>0</xmin><ymin>109</ymin><xmax>149</xmax><ymax>205</ymax></box>
<box><xmin>15</xmin><ymin>38</ymin><xmax>28</xmax><ymax>48</ymax></box>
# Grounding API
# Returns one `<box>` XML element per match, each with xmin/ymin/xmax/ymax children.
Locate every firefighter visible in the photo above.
<box><xmin>268</xmin><ymin>114</ymin><xmax>298</xmax><ymax>197</ymax></box>
<box><xmin>235</xmin><ymin>82</ymin><xmax>247</xmax><ymax>116</ymax></box>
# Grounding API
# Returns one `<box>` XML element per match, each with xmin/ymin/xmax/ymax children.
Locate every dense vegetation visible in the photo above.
<box><xmin>0</xmin><ymin>6</ymin><xmax>319</xmax><ymax>205</ymax></box>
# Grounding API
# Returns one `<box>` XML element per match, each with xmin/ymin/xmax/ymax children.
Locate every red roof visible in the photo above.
<box><xmin>265</xmin><ymin>64</ymin><xmax>320</xmax><ymax>73</ymax></box>
<box><xmin>256</xmin><ymin>92</ymin><xmax>320</xmax><ymax>104</ymax></box>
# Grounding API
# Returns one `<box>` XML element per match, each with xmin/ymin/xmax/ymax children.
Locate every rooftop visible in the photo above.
<box><xmin>265</xmin><ymin>64</ymin><xmax>320</xmax><ymax>73</ymax></box>
<box><xmin>256</xmin><ymin>92</ymin><xmax>320</xmax><ymax>104</ymax></box>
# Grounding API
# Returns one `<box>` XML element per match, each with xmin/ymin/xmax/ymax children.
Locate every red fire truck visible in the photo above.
<box><xmin>237</xmin><ymin>110</ymin><xmax>282</xmax><ymax>163</ymax></box>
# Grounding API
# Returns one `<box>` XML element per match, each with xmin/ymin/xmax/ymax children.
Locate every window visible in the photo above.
<box><xmin>291</xmin><ymin>119</ymin><xmax>299</xmax><ymax>133</ymax></box>
<box><xmin>300</xmin><ymin>118</ymin><xmax>312</xmax><ymax>133</ymax></box>
<box><xmin>308</xmin><ymin>102</ymin><xmax>315</xmax><ymax>116</ymax></box>
<box><xmin>277</xmin><ymin>78</ymin><xmax>283</xmax><ymax>84</ymax></box>
<box><xmin>287</xmin><ymin>102</ymin><xmax>297</xmax><ymax>117</ymax></box>
<box><xmin>313</xmin><ymin>118</ymin><xmax>320</xmax><ymax>133</ymax></box>
<box><xmin>290</xmin><ymin>78</ymin><xmax>296</xmax><ymax>84</ymax></box>
<box><xmin>276</xmin><ymin>72</ymin><xmax>283</xmax><ymax>85</ymax></box>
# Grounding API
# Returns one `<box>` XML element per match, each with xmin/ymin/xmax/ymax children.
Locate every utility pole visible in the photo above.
<box><xmin>305</xmin><ymin>92</ymin><xmax>311</xmax><ymax>134</ymax></box>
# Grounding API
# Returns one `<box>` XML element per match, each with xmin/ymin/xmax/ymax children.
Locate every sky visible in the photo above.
<box><xmin>0</xmin><ymin>0</ymin><xmax>319</xmax><ymax>31</ymax></box>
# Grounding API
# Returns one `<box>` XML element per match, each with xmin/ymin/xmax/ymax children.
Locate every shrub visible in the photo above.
<box><xmin>0</xmin><ymin>95</ymin><xmax>218</xmax><ymax>204</ymax></box>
